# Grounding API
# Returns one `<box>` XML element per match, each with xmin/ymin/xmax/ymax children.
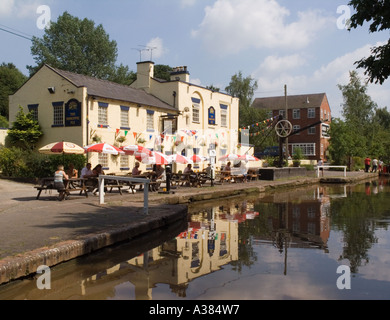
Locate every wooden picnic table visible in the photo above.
<box><xmin>35</xmin><ymin>177</ymin><xmax>88</xmax><ymax>200</ymax></box>
<box><xmin>173</xmin><ymin>172</ymin><xmax>211</xmax><ymax>188</ymax></box>
<box><xmin>125</xmin><ymin>173</ymin><xmax>161</xmax><ymax>192</ymax></box>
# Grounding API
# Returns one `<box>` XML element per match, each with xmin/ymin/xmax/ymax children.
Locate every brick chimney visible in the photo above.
<box><xmin>135</xmin><ymin>61</ymin><xmax>155</xmax><ymax>92</ymax></box>
<box><xmin>170</xmin><ymin>66</ymin><xmax>190</xmax><ymax>83</ymax></box>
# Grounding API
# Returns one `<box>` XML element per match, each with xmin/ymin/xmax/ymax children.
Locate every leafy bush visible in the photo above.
<box><xmin>0</xmin><ymin>147</ymin><xmax>86</xmax><ymax>178</ymax></box>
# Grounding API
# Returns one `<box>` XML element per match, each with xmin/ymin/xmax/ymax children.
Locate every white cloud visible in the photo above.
<box><xmin>0</xmin><ymin>0</ymin><xmax>14</xmax><ymax>16</ymax></box>
<box><xmin>253</xmin><ymin>43</ymin><xmax>390</xmax><ymax>118</ymax></box>
<box><xmin>180</xmin><ymin>0</ymin><xmax>197</xmax><ymax>8</ymax></box>
<box><xmin>258</xmin><ymin>54</ymin><xmax>307</xmax><ymax>74</ymax></box>
<box><xmin>146</xmin><ymin>37</ymin><xmax>168</xmax><ymax>60</ymax></box>
<box><xmin>0</xmin><ymin>0</ymin><xmax>52</xmax><ymax>18</ymax></box>
<box><xmin>192</xmin><ymin>0</ymin><xmax>332</xmax><ymax>55</ymax></box>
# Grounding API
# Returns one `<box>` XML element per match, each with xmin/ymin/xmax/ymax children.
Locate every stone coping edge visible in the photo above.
<box><xmin>0</xmin><ymin>207</ymin><xmax>187</xmax><ymax>285</ymax></box>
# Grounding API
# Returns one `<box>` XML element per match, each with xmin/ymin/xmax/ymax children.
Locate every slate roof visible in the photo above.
<box><xmin>46</xmin><ymin>64</ymin><xmax>177</xmax><ymax>112</ymax></box>
<box><xmin>252</xmin><ymin>93</ymin><xmax>328</xmax><ymax>110</ymax></box>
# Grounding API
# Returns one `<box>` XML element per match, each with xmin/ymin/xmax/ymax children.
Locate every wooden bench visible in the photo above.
<box><xmin>35</xmin><ymin>185</ymin><xmax>55</xmax><ymax>200</ymax></box>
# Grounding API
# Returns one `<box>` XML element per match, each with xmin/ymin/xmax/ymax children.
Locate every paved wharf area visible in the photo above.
<box><xmin>0</xmin><ymin>170</ymin><xmax>378</xmax><ymax>285</ymax></box>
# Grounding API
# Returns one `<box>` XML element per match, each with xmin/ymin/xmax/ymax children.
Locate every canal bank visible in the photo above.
<box><xmin>0</xmin><ymin>171</ymin><xmax>378</xmax><ymax>285</ymax></box>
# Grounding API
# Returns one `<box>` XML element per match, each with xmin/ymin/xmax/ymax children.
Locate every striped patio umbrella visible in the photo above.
<box><xmin>137</xmin><ymin>151</ymin><xmax>171</xmax><ymax>165</ymax></box>
<box><xmin>169</xmin><ymin>153</ymin><xmax>193</xmax><ymax>164</ymax></box>
<box><xmin>39</xmin><ymin>141</ymin><xmax>85</xmax><ymax>155</ymax></box>
<box><xmin>84</xmin><ymin>143</ymin><xmax>124</xmax><ymax>155</ymax></box>
<box><xmin>190</xmin><ymin>155</ymin><xmax>207</xmax><ymax>163</ymax></box>
<box><xmin>219</xmin><ymin>154</ymin><xmax>239</xmax><ymax>162</ymax></box>
<box><xmin>238</xmin><ymin>154</ymin><xmax>260</xmax><ymax>162</ymax></box>
<box><xmin>121</xmin><ymin>145</ymin><xmax>153</xmax><ymax>156</ymax></box>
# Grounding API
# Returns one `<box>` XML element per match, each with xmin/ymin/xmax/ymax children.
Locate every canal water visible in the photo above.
<box><xmin>1</xmin><ymin>178</ymin><xmax>390</xmax><ymax>300</ymax></box>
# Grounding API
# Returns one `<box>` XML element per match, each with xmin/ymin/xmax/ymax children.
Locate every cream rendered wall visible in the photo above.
<box><xmin>150</xmin><ymin>79</ymin><xmax>240</xmax><ymax>171</ymax></box>
<box><xmin>87</xmin><ymin>97</ymin><xmax>170</xmax><ymax>173</ymax></box>
<box><xmin>9</xmin><ymin>66</ymin><xmax>86</xmax><ymax>148</ymax></box>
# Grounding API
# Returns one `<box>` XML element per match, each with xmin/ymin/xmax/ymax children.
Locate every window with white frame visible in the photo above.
<box><xmin>98</xmin><ymin>102</ymin><xmax>108</xmax><ymax>126</ymax></box>
<box><xmin>293</xmin><ymin>109</ymin><xmax>301</xmax><ymax>119</ymax></box>
<box><xmin>191</xmin><ymin>97</ymin><xmax>201</xmax><ymax>123</ymax></box>
<box><xmin>120</xmin><ymin>154</ymin><xmax>129</xmax><ymax>169</ymax></box>
<box><xmin>220</xmin><ymin>104</ymin><xmax>228</xmax><ymax>127</ymax></box>
<box><xmin>98</xmin><ymin>153</ymin><xmax>109</xmax><ymax>168</ymax></box>
<box><xmin>308</xmin><ymin>108</ymin><xmax>315</xmax><ymax>118</ymax></box>
<box><xmin>292</xmin><ymin>143</ymin><xmax>316</xmax><ymax>156</ymax></box>
<box><xmin>308</xmin><ymin>126</ymin><xmax>316</xmax><ymax>135</ymax></box>
<box><xmin>147</xmin><ymin>110</ymin><xmax>154</xmax><ymax>131</ymax></box>
<box><xmin>52</xmin><ymin>102</ymin><xmax>64</xmax><ymax>126</ymax></box>
<box><xmin>279</xmin><ymin>110</ymin><xmax>286</xmax><ymax>118</ymax></box>
<box><xmin>293</xmin><ymin>125</ymin><xmax>300</xmax><ymax>135</ymax></box>
<box><xmin>322</xmin><ymin>124</ymin><xmax>330</xmax><ymax>138</ymax></box>
<box><xmin>192</xmin><ymin>104</ymin><xmax>200</xmax><ymax>123</ymax></box>
<box><xmin>120</xmin><ymin>106</ymin><xmax>130</xmax><ymax>128</ymax></box>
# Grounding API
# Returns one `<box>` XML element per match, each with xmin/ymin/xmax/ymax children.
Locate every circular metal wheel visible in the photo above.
<box><xmin>275</xmin><ymin>120</ymin><xmax>293</xmax><ymax>138</ymax></box>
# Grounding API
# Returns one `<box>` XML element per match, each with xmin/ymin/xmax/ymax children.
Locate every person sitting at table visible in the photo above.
<box><xmin>54</xmin><ymin>165</ymin><xmax>69</xmax><ymax>200</ymax></box>
<box><xmin>224</xmin><ymin>162</ymin><xmax>232</xmax><ymax>174</ymax></box>
<box><xmin>67</xmin><ymin>163</ymin><xmax>78</xmax><ymax>178</ymax></box>
<box><xmin>205</xmin><ymin>163</ymin><xmax>212</xmax><ymax>178</ymax></box>
<box><xmin>184</xmin><ymin>164</ymin><xmax>193</xmax><ymax>174</ymax></box>
<box><xmin>132</xmin><ymin>162</ymin><xmax>142</xmax><ymax>176</ymax></box>
<box><xmin>155</xmin><ymin>165</ymin><xmax>165</xmax><ymax>181</ymax></box>
<box><xmin>92</xmin><ymin>164</ymin><xmax>105</xmax><ymax>177</ymax></box>
<box><xmin>81</xmin><ymin>163</ymin><xmax>93</xmax><ymax>178</ymax></box>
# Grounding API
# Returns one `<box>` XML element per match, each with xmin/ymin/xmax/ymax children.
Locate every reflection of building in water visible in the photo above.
<box><xmin>80</xmin><ymin>203</ymin><xmax>258</xmax><ymax>299</ymax></box>
<box><xmin>255</xmin><ymin>187</ymin><xmax>331</xmax><ymax>253</ymax></box>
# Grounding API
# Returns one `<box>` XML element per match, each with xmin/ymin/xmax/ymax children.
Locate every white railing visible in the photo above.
<box><xmin>316</xmin><ymin>166</ymin><xmax>347</xmax><ymax>178</ymax></box>
<box><xmin>98</xmin><ymin>175</ymin><xmax>150</xmax><ymax>215</ymax></box>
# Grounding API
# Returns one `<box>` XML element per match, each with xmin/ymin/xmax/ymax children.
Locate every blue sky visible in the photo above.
<box><xmin>1</xmin><ymin>0</ymin><xmax>389</xmax><ymax>118</ymax></box>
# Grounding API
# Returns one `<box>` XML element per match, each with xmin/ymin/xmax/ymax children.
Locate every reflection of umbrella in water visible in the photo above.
<box><xmin>84</xmin><ymin>143</ymin><xmax>124</xmax><ymax>155</ymax></box>
<box><xmin>39</xmin><ymin>141</ymin><xmax>85</xmax><ymax>155</ymax></box>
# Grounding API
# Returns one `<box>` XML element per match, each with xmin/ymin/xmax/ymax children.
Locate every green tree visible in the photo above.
<box><xmin>348</xmin><ymin>0</ymin><xmax>390</xmax><ymax>84</ymax></box>
<box><xmin>29</xmin><ymin>11</ymin><xmax>118</xmax><ymax>80</ymax></box>
<box><xmin>225</xmin><ymin>72</ymin><xmax>275</xmax><ymax>148</ymax></box>
<box><xmin>7</xmin><ymin>107</ymin><xmax>43</xmax><ymax>150</ymax></box>
<box><xmin>225</xmin><ymin>71</ymin><xmax>258</xmax><ymax>109</ymax></box>
<box><xmin>154</xmin><ymin>64</ymin><xmax>173</xmax><ymax>81</ymax></box>
<box><xmin>335</xmin><ymin>71</ymin><xmax>377</xmax><ymax>158</ymax></box>
<box><xmin>108</xmin><ymin>63</ymin><xmax>136</xmax><ymax>85</ymax></box>
<box><xmin>0</xmin><ymin>63</ymin><xmax>27</xmax><ymax>119</ymax></box>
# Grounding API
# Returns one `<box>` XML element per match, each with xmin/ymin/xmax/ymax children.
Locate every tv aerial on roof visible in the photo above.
<box><xmin>131</xmin><ymin>48</ymin><xmax>149</xmax><ymax>62</ymax></box>
<box><xmin>138</xmin><ymin>45</ymin><xmax>158</xmax><ymax>61</ymax></box>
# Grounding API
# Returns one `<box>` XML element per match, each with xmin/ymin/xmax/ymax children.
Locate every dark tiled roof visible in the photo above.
<box><xmin>46</xmin><ymin>64</ymin><xmax>177</xmax><ymax>112</ymax></box>
<box><xmin>252</xmin><ymin>93</ymin><xmax>328</xmax><ymax>110</ymax></box>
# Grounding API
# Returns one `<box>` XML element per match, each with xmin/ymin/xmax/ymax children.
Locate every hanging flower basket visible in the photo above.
<box><xmin>117</xmin><ymin>136</ymin><xmax>127</xmax><ymax>143</ymax></box>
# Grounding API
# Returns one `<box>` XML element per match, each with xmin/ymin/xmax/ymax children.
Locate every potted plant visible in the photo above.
<box><xmin>117</xmin><ymin>136</ymin><xmax>127</xmax><ymax>144</ymax></box>
<box><xmin>92</xmin><ymin>135</ymin><xmax>102</xmax><ymax>143</ymax></box>
<box><xmin>292</xmin><ymin>147</ymin><xmax>303</xmax><ymax>167</ymax></box>
<box><xmin>137</xmin><ymin>138</ymin><xmax>146</xmax><ymax>145</ymax></box>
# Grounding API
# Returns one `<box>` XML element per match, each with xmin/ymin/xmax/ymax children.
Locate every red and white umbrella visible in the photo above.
<box><xmin>238</xmin><ymin>154</ymin><xmax>260</xmax><ymax>162</ymax></box>
<box><xmin>39</xmin><ymin>141</ymin><xmax>85</xmax><ymax>155</ymax></box>
<box><xmin>219</xmin><ymin>154</ymin><xmax>239</xmax><ymax>162</ymax></box>
<box><xmin>84</xmin><ymin>143</ymin><xmax>124</xmax><ymax>155</ymax></box>
<box><xmin>137</xmin><ymin>151</ymin><xmax>171</xmax><ymax>165</ymax></box>
<box><xmin>190</xmin><ymin>155</ymin><xmax>207</xmax><ymax>163</ymax></box>
<box><xmin>122</xmin><ymin>145</ymin><xmax>153</xmax><ymax>156</ymax></box>
<box><xmin>169</xmin><ymin>153</ymin><xmax>193</xmax><ymax>164</ymax></box>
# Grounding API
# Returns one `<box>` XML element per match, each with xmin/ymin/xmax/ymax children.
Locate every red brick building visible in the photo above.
<box><xmin>252</xmin><ymin>93</ymin><xmax>331</xmax><ymax>161</ymax></box>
